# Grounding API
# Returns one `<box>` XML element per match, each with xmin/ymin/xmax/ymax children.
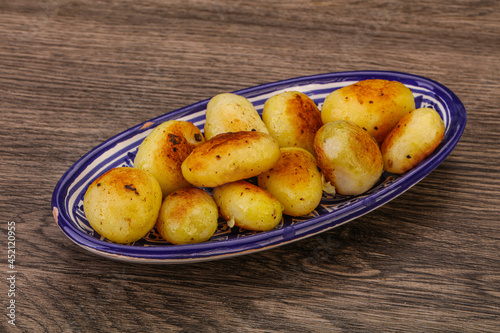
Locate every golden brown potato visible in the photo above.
<box><xmin>258</xmin><ymin>147</ymin><xmax>323</xmax><ymax>216</ymax></box>
<box><xmin>262</xmin><ymin>91</ymin><xmax>323</xmax><ymax>154</ymax></box>
<box><xmin>156</xmin><ymin>187</ymin><xmax>219</xmax><ymax>245</ymax></box>
<box><xmin>134</xmin><ymin>120</ymin><xmax>205</xmax><ymax>198</ymax></box>
<box><xmin>381</xmin><ymin>107</ymin><xmax>445</xmax><ymax>174</ymax></box>
<box><xmin>321</xmin><ymin>79</ymin><xmax>415</xmax><ymax>143</ymax></box>
<box><xmin>204</xmin><ymin>93</ymin><xmax>269</xmax><ymax>140</ymax></box>
<box><xmin>83</xmin><ymin>167</ymin><xmax>163</xmax><ymax>244</ymax></box>
<box><xmin>181</xmin><ymin>131</ymin><xmax>280</xmax><ymax>188</ymax></box>
<box><xmin>314</xmin><ymin>120</ymin><xmax>384</xmax><ymax>196</ymax></box>
<box><xmin>213</xmin><ymin>180</ymin><xmax>283</xmax><ymax>231</ymax></box>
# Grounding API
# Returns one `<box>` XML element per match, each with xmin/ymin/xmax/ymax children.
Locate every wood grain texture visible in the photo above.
<box><xmin>1</xmin><ymin>0</ymin><xmax>499</xmax><ymax>332</ymax></box>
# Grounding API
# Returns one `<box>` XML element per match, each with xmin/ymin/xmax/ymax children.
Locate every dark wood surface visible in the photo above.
<box><xmin>1</xmin><ymin>1</ymin><xmax>499</xmax><ymax>332</ymax></box>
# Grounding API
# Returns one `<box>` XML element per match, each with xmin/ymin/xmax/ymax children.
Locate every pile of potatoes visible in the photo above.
<box><xmin>83</xmin><ymin>79</ymin><xmax>445</xmax><ymax>245</ymax></box>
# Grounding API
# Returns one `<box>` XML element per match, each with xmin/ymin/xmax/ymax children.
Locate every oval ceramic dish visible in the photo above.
<box><xmin>52</xmin><ymin>71</ymin><xmax>466</xmax><ymax>264</ymax></box>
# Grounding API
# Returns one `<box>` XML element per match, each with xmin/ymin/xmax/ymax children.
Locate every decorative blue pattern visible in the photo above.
<box><xmin>52</xmin><ymin>71</ymin><xmax>466</xmax><ymax>263</ymax></box>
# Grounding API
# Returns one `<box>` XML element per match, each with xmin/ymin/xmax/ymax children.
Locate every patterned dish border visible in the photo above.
<box><xmin>52</xmin><ymin>71</ymin><xmax>467</xmax><ymax>263</ymax></box>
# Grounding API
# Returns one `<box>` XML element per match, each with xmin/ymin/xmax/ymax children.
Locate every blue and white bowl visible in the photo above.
<box><xmin>52</xmin><ymin>71</ymin><xmax>467</xmax><ymax>263</ymax></box>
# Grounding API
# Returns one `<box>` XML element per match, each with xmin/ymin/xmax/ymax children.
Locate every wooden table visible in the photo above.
<box><xmin>1</xmin><ymin>1</ymin><xmax>499</xmax><ymax>332</ymax></box>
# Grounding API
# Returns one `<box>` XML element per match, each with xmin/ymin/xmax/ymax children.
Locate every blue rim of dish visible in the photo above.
<box><xmin>52</xmin><ymin>70</ymin><xmax>467</xmax><ymax>263</ymax></box>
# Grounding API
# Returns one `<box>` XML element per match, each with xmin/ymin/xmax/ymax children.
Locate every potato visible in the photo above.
<box><xmin>321</xmin><ymin>79</ymin><xmax>415</xmax><ymax>144</ymax></box>
<box><xmin>213</xmin><ymin>180</ymin><xmax>283</xmax><ymax>231</ymax></box>
<box><xmin>258</xmin><ymin>147</ymin><xmax>323</xmax><ymax>216</ymax></box>
<box><xmin>83</xmin><ymin>167</ymin><xmax>162</xmax><ymax>244</ymax></box>
<box><xmin>156</xmin><ymin>187</ymin><xmax>219</xmax><ymax>245</ymax></box>
<box><xmin>134</xmin><ymin>120</ymin><xmax>205</xmax><ymax>198</ymax></box>
<box><xmin>204</xmin><ymin>93</ymin><xmax>269</xmax><ymax>140</ymax></box>
<box><xmin>181</xmin><ymin>131</ymin><xmax>280</xmax><ymax>188</ymax></box>
<box><xmin>262</xmin><ymin>91</ymin><xmax>323</xmax><ymax>154</ymax></box>
<box><xmin>314</xmin><ymin>120</ymin><xmax>384</xmax><ymax>196</ymax></box>
<box><xmin>381</xmin><ymin>107</ymin><xmax>445</xmax><ymax>174</ymax></box>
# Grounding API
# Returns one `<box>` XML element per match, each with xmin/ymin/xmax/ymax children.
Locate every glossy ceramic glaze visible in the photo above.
<box><xmin>52</xmin><ymin>71</ymin><xmax>467</xmax><ymax>263</ymax></box>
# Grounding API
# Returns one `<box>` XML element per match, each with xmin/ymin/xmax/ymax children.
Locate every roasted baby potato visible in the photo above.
<box><xmin>156</xmin><ymin>187</ymin><xmax>219</xmax><ymax>245</ymax></box>
<box><xmin>204</xmin><ymin>93</ymin><xmax>269</xmax><ymax>140</ymax></box>
<box><xmin>262</xmin><ymin>91</ymin><xmax>323</xmax><ymax>154</ymax></box>
<box><xmin>134</xmin><ymin>120</ymin><xmax>205</xmax><ymax>198</ymax></box>
<box><xmin>321</xmin><ymin>79</ymin><xmax>415</xmax><ymax>144</ymax></box>
<box><xmin>181</xmin><ymin>131</ymin><xmax>281</xmax><ymax>188</ymax></box>
<box><xmin>258</xmin><ymin>147</ymin><xmax>323</xmax><ymax>216</ymax></box>
<box><xmin>213</xmin><ymin>180</ymin><xmax>283</xmax><ymax>231</ymax></box>
<box><xmin>314</xmin><ymin>120</ymin><xmax>384</xmax><ymax>196</ymax></box>
<box><xmin>381</xmin><ymin>107</ymin><xmax>445</xmax><ymax>174</ymax></box>
<box><xmin>83</xmin><ymin>167</ymin><xmax>163</xmax><ymax>244</ymax></box>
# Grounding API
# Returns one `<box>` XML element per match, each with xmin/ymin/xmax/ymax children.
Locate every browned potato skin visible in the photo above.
<box><xmin>134</xmin><ymin>120</ymin><xmax>205</xmax><ymax>198</ymax></box>
<box><xmin>314</xmin><ymin>120</ymin><xmax>384</xmax><ymax>196</ymax></box>
<box><xmin>381</xmin><ymin>107</ymin><xmax>445</xmax><ymax>174</ymax></box>
<box><xmin>204</xmin><ymin>93</ymin><xmax>269</xmax><ymax>140</ymax></box>
<box><xmin>181</xmin><ymin>131</ymin><xmax>280</xmax><ymax>188</ymax></box>
<box><xmin>258</xmin><ymin>147</ymin><xmax>323</xmax><ymax>216</ymax></box>
<box><xmin>213</xmin><ymin>180</ymin><xmax>283</xmax><ymax>231</ymax></box>
<box><xmin>156</xmin><ymin>187</ymin><xmax>218</xmax><ymax>245</ymax></box>
<box><xmin>321</xmin><ymin>79</ymin><xmax>415</xmax><ymax>144</ymax></box>
<box><xmin>262</xmin><ymin>91</ymin><xmax>323</xmax><ymax>154</ymax></box>
<box><xmin>83</xmin><ymin>167</ymin><xmax>163</xmax><ymax>244</ymax></box>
